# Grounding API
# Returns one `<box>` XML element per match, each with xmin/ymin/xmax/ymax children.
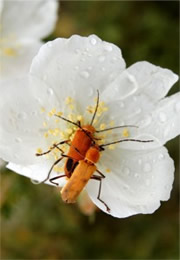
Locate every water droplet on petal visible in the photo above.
<box><xmin>98</xmin><ymin>56</ymin><xmax>105</xmax><ymax>62</ymax></box>
<box><xmin>15</xmin><ymin>137</ymin><xmax>22</xmax><ymax>143</ymax></box>
<box><xmin>123</xmin><ymin>184</ymin><xmax>130</xmax><ymax>190</ymax></box>
<box><xmin>145</xmin><ymin>179</ymin><xmax>151</xmax><ymax>186</ymax></box>
<box><xmin>90</xmin><ymin>37</ymin><xmax>97</xmax><ymax>45</ymax></box>
<box><xmin>158</xmin><ymin>153</ymin><xmax>164</xmax><ymax>160</ymax></box>
<box><xmin>174</xmin><ymin>101</ymin><xmax>180</xmax><ymax>113</ymax></box>
<box><xmin>120</xmin><ymin>102</ymin><xmax>124</xmax><ymax>108</ymax></box>
<box><xmin>134</xmin><ymin>173</ymin><xmax>140</xmax><ymax>178</ymax></box>
<box><xmin>31</xmin><ymin>179</ymin><xmax>41</xmax><ymax>185</ymax></box>
<box><xmin>104</xmin><ymin>44</ymin><xmax>113</xmax><ymax>52</ymax></box>
<box><xmin>17</xmin><ymin>112</ymin><xmax>27</xmax><ymax>120</ymax></box>
<box><xmin>80</xmin><ymin>71</ymin><xmax>89</xmax><ymax>79</ymax></box>
<box><xmin>159</xmin><ymin>112</ymin><xmax>167</xmax><ymax>123</ymax></box>
<box><xmin>138</xmin><ymin>159</ymin><xmax>142</xmax><ymax>165</ymax></box>
<box><xmin>140</xmin><ymin>116</ymin><xmax>152</xmax><ymax>127</ymax></box>
<box><xmin>43</xmin><ymin>75</ymin><xmax>47</xmax><ymax>80</ymax></box>
<box><xmin>143</xmin><ymin>163</ymin><xmax>151</xmax><ymax>173</ymax></box>
<box><xmin>123</xmin><ymin>167</ymin><xmax>130</xmax><ymax>176</ymax></box>
<box><xmin>47</xmin><ymin>88</ymin><xmax>54</xmax><ymax>95</ymax></box>
<box><xmin>46</xmin><ymin>42</ymin><xmax>52</xmax><ymax>48</ymax></box>
<box><xmin>74</xmin><ymin>66</ymin><xmax>79</xmax><ymax>70</ymax></box>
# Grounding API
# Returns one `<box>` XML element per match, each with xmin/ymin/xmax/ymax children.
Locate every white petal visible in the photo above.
<box><xmin>0</xmin><ymin>40</ymin><xmax>42</xmax><ymax>80</ymax></box>
<box><xmin>139</xmin><ymin>92</ymin><xmax>180</xmax><ymax>145</ymax></box>
<box><xmin>101</xmin><ymin>70</ymin><xmax>138</xmax><ymax>102</ymax></box>
<box><xmin>7</xmin><ymin>162</ymin><xmax>67</xmax><ymax>187</ymax></box>
<box><xmin>86</xmin><ymin>146</ymin><xmax>174</xmax><ymax>218</ymax></box>
<box><xmin>1</xmin><ymin>0</ymin><xmax>58</xmax><ymax>39</ymax></box>
<box><xmin>0</xmin><ymin>0</ymin><xmax>3</xmax><ymax>16</ymax></box>
<box><xmin>0</xmin><ymin>76</ymin><xmax>60</xmax><ymax>165</ymax></box>
<box><xmin>127</xmin><ymin>61</ymin><xmax>179</xmax><ymax>100</ymax></box>
<box><xmin>30</xmin><ymin>35</ymin><xmax>126</xmax><ymax>110</ymax></box>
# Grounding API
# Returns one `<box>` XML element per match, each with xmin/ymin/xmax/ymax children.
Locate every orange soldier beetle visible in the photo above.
<box><xmin>36</xmin><ymin>90</ymin><xmax>153</xmax><ymax>212</ymax></box>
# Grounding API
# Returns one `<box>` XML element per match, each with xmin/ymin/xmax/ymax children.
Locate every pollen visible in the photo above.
<box><xmin>44</xmin><ymin>132</ymin><xmax>49</xmax><ymax>138</ymax></box>
<box><xmin>77</xmin><ymin>115</ymin><xmax>83</xmax><ymax>121</ymax></box>
<box><xmin>122</xmin><ymin>129</ymin><xmax>129</xmax><ymax>137</ymax></box>
<box><xmin>109</xmin><ymin>120</ymin><xmax>115</xmax><ymax>127</ymax></box>
<box><xmin>66</xmin><ymin>128</ymin><xmax>73</xmax><ymax>134</ymax></box>
<box><xmin>108</xmin><ymin>144</ymin><xmax>115</xmax><ymax>150</ymax></box>
<box><xmin>3</xmin><ymin>47</ymin><xmax>16</xmax><ymax>56</ymax></box>
<box><xmin>40</xmin><ymin>107</ymin><xmax>46</xmax><ymax>113</ymax></box>
<box><xmin>100</xmin><ymin>123</ymin><xmax>106</xmax><ymax>130</ymax></box>
<box><xmin>43</xmin><ymin>121</ymin><xmax>47</xmax><ymax>127</ymax></box>
<box><xmin>36</xmin><ymin>148</ymin><xmax>43</xmax><ymax>154</ymax></box>
<box><xmin>48</xmin><ymin>108</ymin><xmax>56</xmax><ymax>117</ymax></box>
<box><xmin>56</xmin><ymin>111</ymin><xmax>63</xmax><ymax>116</ymax></box>
<box><xmin>65</xmin><ymin>97</ymin><xmax>73</xmax><ymax>105</ymax></box>
<box><xmin>106</xmin><ymin>168</ymin><xmax>111</xmax><ymax>173</ymax></box>
<box><xmin>54</xmin><ymin>166</ymin><xmax>64</xmax><ymax>173</ymax></box>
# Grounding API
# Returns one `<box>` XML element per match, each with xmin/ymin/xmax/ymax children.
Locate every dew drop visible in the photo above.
<box><xmin>17</xmin><ymin>112</ymin><xmax>27</xmax><ymax>120</ymax></box>
<box><xmin>104</xmin><ymin>44</ymin><xmax>113</xmax><ymax>52</ymax></box>
<box><xmin>47</xmin><ymin>88</ymin><xmax>54</xmax><ymax>95</ymax></box>
<box><xmin>143</xmin><ymin>163</ymin><xmax>151</xmax><ymax>173</ymax></box>
<box><xmin>159</xmin><ymin>112</ymin><xmax>167</xmax><ymax>123</ymax></box>
<box><xmin>123</xmin><ymin>184</ymin><xmax>130</xmax><ymax>190</ymax></box>
<box><xmin>31</xmin><ymin>179</ymin><xmax>41</xmax><ymax>185</ymax></box>
<box><xmin>98</xmin><ymin>56</ymin><xmax>105</xmax><ymax>62</ymax></box>
<box><xmin>90</xmin><ymin>37</ymin><xmax>97</xmax><ymax>45</ymax></box>
<box><xmin>134</xmin><ymin>173</ymin><xmax>140</xmax><ymax>178</ymax></box>
<box><xmin>138</xmin><ymin>159</ymin><xmax>142</xmax><ymax>165</ymax></box>
<box><xmin>140</xmin><ymin>116</ymin><xmax>152</xmax><ymax>127</ymax></box>
<box><xmin>46</xmin><ymin>42</ymin><xmax>52</xmax><ymax>48</ymax></box>
<box><xmin>42</xmin><ymin>74</ymin><xmax>47</xmax><ymax>81</ymax></box>
<box><xmin>158</xmin><ymin>153</ymin><xmax>164</xmax><ymax>160</ymax></box>
<box><xmin>145</xmin><ymin>179</ymin><xmax>151</xmax><ymax>186</ymax></box>
<box><xmin>174</xmin><ymin>101</ymin><xmax>180</xmax><ymax>113</ymax></box>
<box><xmin>74</xmin><ymin>66</ymin><xmax>79</xmax><ymax>70</ymax></box>
<box><xmin>123</xmin><ymin>167</ymin><xmax>130</xmax><ymax>176</ymax></box>
<box><xmin>15</xmin><ymin>137</ymin><xmax>22</xmax><ymax>143</ymax></box>
<box><xmin>80</xmin><ymin>71</ymin><xmax>90</xmax><ymax>79</ymax></box>
<box><xmin>120</xmin><ymin>102</ymin><xmax>124</xmax><ymax>108</ymax></box>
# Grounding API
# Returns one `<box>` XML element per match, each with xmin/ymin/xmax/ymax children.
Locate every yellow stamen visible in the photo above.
<box><xmin>122</xmin><ymin>129</ymin><xmax>129</xmax><ymax>137</ymax></box>
<box><xmin>36</xmin><ymin>148</ymin><xmax>42</xmax><ymax>154</ymax></box>
<box><xmin>100</xmin><ymin>123</ymin><xmax>106</xmax><ymax>130</ymax></box>
<box><xmin>106</xmin><ymin>168</ymin><xmax>111</xmax><ymax>173</ymax></box>
<box><xmin>3</xmin><ymin>47</ymin><xmax>16</xmax><ymax>56</ymax></box>
<box><xmin>40</xmin><ymin>107</ymin><xmax>45</xmax><ymax>113</ymax></box>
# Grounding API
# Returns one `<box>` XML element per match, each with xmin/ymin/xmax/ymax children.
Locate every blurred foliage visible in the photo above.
<box><xmin>0</xmin><ymin>1</ymin><xmax>179</xmax><ymax>259</ymax></box>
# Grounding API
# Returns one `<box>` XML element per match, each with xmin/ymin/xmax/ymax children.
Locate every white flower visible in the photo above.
<box><xmin>0</xmin><ymin>0</ymin><xmax>58</xmax><ymax>81</ymax></box>
<box><xmin>0</xmin><ymin>35</ymin><xmax>179</xmax><ymax>218</ymax></box>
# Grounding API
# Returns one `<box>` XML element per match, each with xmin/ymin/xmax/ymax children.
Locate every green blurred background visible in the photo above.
<box><xmin>0</xmin><ymin>1</ymin><xmax>179</xmax><ymax>259</ymax></box>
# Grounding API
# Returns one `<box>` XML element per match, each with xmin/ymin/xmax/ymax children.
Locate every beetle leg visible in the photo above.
<box><xmin>50</xmin><ymin>174</ymin><xmax>66</xmax><ymax>186</ymax></box>
<box><xmin>36</xmin><ymin>139</ymin><xmax>69</xmax><ymax>156</ymax></box>
<box><xmin>91</xmin><ymin>172</ymin><xmax>110</xmax><ymax>213</ymax></box>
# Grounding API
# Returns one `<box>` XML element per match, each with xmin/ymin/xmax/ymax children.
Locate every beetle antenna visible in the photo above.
<box><xmin>100</xmin><ymin>138</ymin><xmax>153</xmax><ymax>148</ymax></box>
<box><xmin>96</xmin><ymin>125</ymin><xmax>138</xmax><ymax>133</ymax></box>
<box><xmin>90</xmin><ymin>89</ymin><xmax>99</xmax><ymax>126</ymax></box>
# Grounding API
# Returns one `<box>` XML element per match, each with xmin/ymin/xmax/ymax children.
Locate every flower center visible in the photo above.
<box><xmin>36</xmin><ymin>95</ymin><xmax>131</xmax><ymax>173</ymax></box>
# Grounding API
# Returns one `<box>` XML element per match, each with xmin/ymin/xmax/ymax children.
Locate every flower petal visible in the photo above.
<box><xmin>0</xmin><ymin>40</ymin><xmax>42</xmax><ymax>80</ymax></box>
<box><xmin>127</xmin><ymin>61</ymin><xmax>178</xmax><ymax>100</ymax></box>
<box><xmin>139</xmin><ymin>92</ymin><xmax>180</xmax><ymax>145</ymax></box>
<box><xmin>86</xmin><ymin>146</ymin><xmax>174</xmax><ymax>218</ymax></box>
<box><xmin>1</xmin><ymin>0</ymin><xmax>58</xmax><ymax>39</ymax></box>
<box><xmin>7</xmin><ymin>162</ymin><xmax>67</xmax><ymax>187</ymax></box>
<box><xmin>0</xmin><ymin>77</ymin><xmax>60</xmax><ymax>165</ymax></box>
<box><xmin>30</xmin><ymin>35</ymin><xmax>126</xmax><ymax>109</ymax></box>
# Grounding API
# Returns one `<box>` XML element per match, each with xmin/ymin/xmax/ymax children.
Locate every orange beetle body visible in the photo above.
<box><xmin>61</xmin><ymin>146</ymin><xmax>100</xmax><ymax>203</ymax></box>
<box><xmin>64</xmin><ymin>125</ymin><xmax>95</xmax><ymax>178</ymax></box>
